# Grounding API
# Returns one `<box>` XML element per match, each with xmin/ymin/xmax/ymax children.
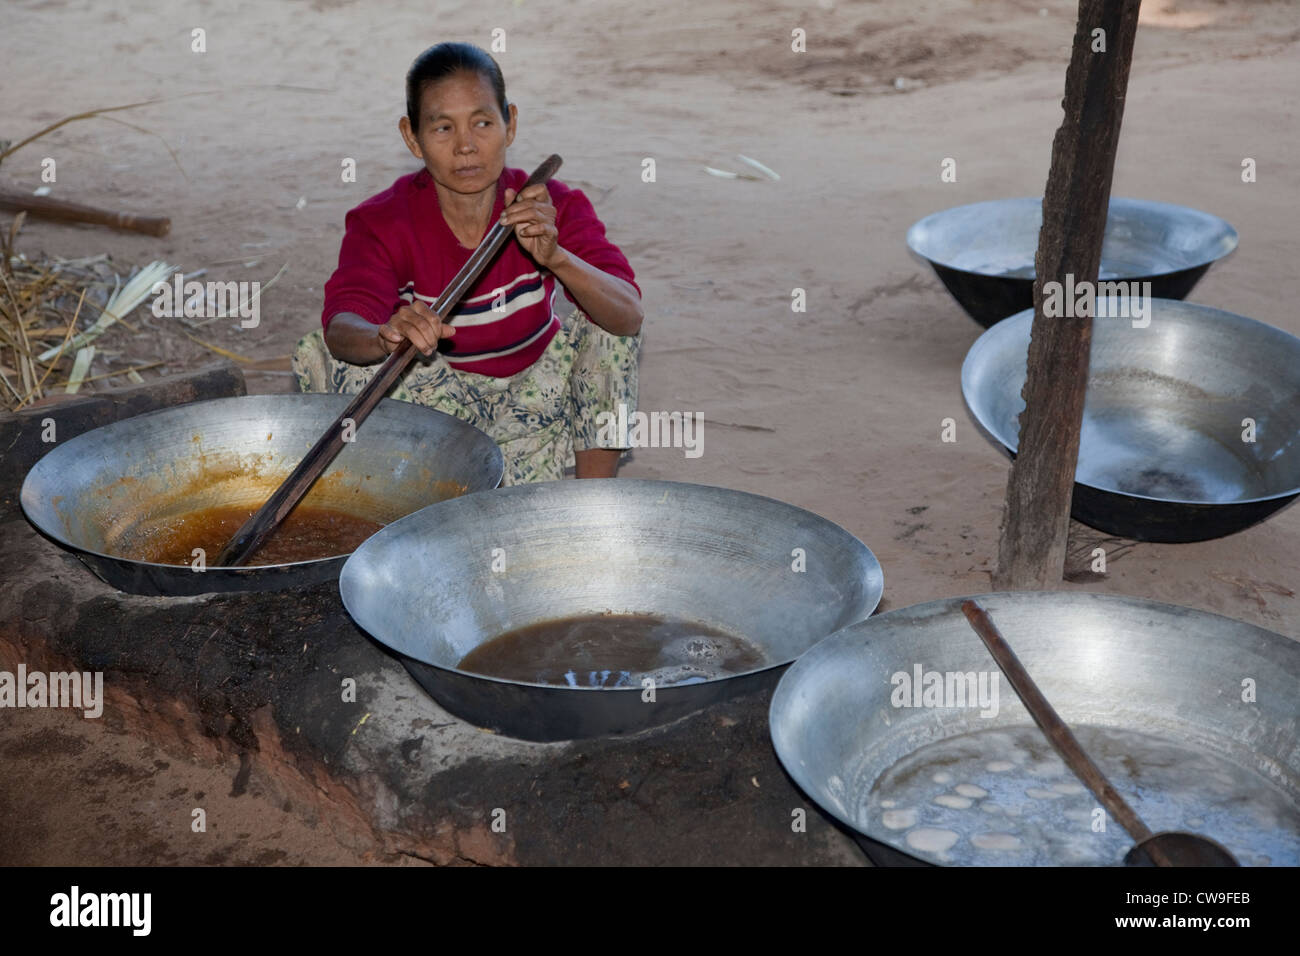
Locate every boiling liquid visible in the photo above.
<box><xmin>457</xmin><ymin>613</ymin><xmax>765</xmax><ymax>688</ymax></box>
<box><xmin>861</xmin><ymin>724</ymin><xmax>1298</xmax><ymax>866</ymax></box>
<box><xmin>116</xmin><ymin>503</ymin><xmax>384</xmax><ymax>566</ymax></box>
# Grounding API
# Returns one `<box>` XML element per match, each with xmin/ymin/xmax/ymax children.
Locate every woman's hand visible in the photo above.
<box><xmin>497</xmin><ymin>183</ymin><xmax>644</xmax><ymax>337</ymax></box>
<box><xmin>500</xmin><ymin>184</ymin><xmax>564</xmax><ymax>270</ymax></box>
<box><xmin>378</xmin><ymin>300</ymin><xmax>455</xmax><ymax>357</ymax></box>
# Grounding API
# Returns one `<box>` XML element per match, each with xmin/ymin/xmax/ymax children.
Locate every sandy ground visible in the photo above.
<box><xmin>1</xmin><ymin>0</ymin><xmax>1297</xmax><ymax>864</ymax></box>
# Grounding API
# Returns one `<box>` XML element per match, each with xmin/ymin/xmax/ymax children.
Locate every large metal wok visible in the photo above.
<box><xmin>962</xmin><ymin>299</ymin><xmax>1300</xmax><ymax>541</ymax></box>
<box><xmin>20</xmin><ymin>394</ymin><xmax>503</xmax><ymax>595</ymax></box>
<box><xmin>906</xmin><ymin>197</ymin><xmax>1237</xmax><ymax>327</ymax></box>
<box><xmin>340</xmin><ymin>478</ymin><xmax>884</xmax><ymax>741</ymax></box>
<box><xmin>770</xmin><ymin>591</ymin><xmax>1300</xmax><ymax>867</ymax></box>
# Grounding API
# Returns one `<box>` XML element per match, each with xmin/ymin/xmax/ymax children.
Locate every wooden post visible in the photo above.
<box><xmin>993</xmin><ymin>0</ymin><xmax>1142</xmax><ymax>589</ymax></box>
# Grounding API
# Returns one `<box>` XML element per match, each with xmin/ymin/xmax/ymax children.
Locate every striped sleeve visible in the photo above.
<box><xmin>555</xmin><ymin>188</ymin><xmax>640</xmax><ymax>297</ymax></box>
<box><xmin>320</xmin><ymin>209</ymin><xmax>403</xmax><ymax>329</ymax></box>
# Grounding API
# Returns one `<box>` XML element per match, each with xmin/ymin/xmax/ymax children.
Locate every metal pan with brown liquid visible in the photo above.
<box><xmin>20</xmin><ymin>394</ymin><xmax>503</xmax><ymax>595</ymax></box>
<box><xmin>340</xmin><ymin>479</ymin><xmax>884</xmax><ymax>741</ymax></box>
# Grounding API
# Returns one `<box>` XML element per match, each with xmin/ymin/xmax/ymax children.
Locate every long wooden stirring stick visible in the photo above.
<box><xmin>214</xmin><ymin>154</ymin><xmax>563</xmax><ymax>567</ymax></box>
<box><xmin>959</xmin><ymin>599</ymin><xmax>1175</xmax><ymax>867</ymax></box>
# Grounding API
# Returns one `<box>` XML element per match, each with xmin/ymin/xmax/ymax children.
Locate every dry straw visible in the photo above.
<box><xmin>0</xmin><ymin>93</ymin><xmax>304</xmax><ymax>409</ymax></box>
<box><xmin>0</xmin><ymin>243</ymin><xmax>175</xmax><ymax>410</ymax></box>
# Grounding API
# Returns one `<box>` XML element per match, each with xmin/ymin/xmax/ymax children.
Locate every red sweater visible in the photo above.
<box><xmin>321</xmin><ymin>166</ymin><xmax>638</xmax><ymax>377</ymax></box>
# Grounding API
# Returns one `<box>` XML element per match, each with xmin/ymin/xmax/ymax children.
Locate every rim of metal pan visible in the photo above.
<box><xmin>905</xmin><ymin>196</ymin><xmax>1239</xmax><ymax>277</ymax></box>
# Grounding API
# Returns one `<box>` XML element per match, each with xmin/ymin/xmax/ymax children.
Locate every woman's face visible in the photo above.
<box><xmin>400</xmin><ymin>70</ymin><xmax>516</xmax><ymax>196</ymax></box>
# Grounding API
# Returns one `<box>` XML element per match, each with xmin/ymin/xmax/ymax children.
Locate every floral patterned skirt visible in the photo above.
<box><xmin>291</xmin><ymin>307</ymin><xmax>641</xmax><ymax>485</ymax></box>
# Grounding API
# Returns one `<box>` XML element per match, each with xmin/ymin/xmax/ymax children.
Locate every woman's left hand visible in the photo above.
<box><xmin>500</xmin><ymin>184</ymin><xmax>564</xmax><ymax>270</ymax></box>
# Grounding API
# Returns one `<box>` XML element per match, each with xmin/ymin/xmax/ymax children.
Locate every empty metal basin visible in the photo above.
<box><xmin>907</xmin><ymin>197</ymin><xmax>1237</xmax><ymax>326</ymax></box>
<box><xmin>962</xmin><ymin>299</ymin><xmax>1300</xmax><ymax>541</ymax></box>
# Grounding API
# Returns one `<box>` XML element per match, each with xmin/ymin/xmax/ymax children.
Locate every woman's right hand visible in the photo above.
<box><xmin>379</xmin><ymin>300</ymin><xmax>456</xmax><ymax>357</ymax></box>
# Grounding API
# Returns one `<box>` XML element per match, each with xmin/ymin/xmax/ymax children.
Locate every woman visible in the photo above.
<box><xmin>293</xmin><ymin>42</ymin><xmax>643</xmax><ymax>484</ymax></box>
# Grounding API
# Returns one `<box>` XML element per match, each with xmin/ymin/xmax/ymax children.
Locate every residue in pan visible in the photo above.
<box><xmin>862</xmin><ymin>725</ymin><xmax>1297</xmax><ymax>866</ymax></box>
<box><xmin>112</xmin><ymin>503</ymin><xmax>384</xmax><ymax>566</ymax></box>
<box><xmin>457</xmin><ymin>612</ymin><xmax>766</xmax><ymax>688</ymax></box>
<box><xmin>90</xmin><ymin>455</ymin><xmax>467</xmax><ymax>567</ymax></box>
